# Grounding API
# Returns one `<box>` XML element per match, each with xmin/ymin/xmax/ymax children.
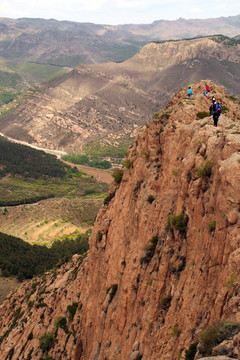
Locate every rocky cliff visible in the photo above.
<box><xmin>0</xmin><ymin>81</ymin><xmax>240</xmax><ymax>360</ymax></box>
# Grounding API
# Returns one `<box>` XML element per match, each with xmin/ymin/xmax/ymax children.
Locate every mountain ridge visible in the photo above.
<box><xmin>0</xmin><ymin>80</ymin><xmax>239</xmax><ymax>359</ymax></box>
<box><xmin>0</xmin><ymin>36</ymin><xmax>239</xmax><ymax>153</ymax></box>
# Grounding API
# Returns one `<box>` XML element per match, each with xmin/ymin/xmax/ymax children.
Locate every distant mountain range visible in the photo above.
<box><xmin>0</xmin><ymin>35</ymin><xmax>239</xmax><ymax>153</ymax></box>
<box><xmin>0</xmin><ymin>15</ymin><xmax>240</xmax><ymax>67</ymax></box>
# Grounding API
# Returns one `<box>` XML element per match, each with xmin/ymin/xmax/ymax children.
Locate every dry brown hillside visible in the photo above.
<box><xmin>0</xmin><ymin>36</ymin><xmax>240</xmax><ymax>153</ymax></box>
<box><xmin>0</xmin><ymin>81</ymin><xmax>240</xmax><ymax>360</ymax></box>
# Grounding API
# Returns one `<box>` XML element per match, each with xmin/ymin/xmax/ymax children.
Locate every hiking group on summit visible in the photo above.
<box><xmin>188</xmin><ymin>84</ymin><xmax>222</xmax><ymax>127</ymax></box>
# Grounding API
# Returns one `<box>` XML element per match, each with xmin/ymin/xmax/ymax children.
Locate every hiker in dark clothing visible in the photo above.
<box><xmin>209</xmin><ymin>104</ymin><xmax>214</xmax><ymax>115</ymax></box>
<box><xmin>212</xmin><ymin>102</ymin><xmax>222</xmax><ymax>127</ymax></box>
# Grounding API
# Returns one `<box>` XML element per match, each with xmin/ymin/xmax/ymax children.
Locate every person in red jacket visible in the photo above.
<box><xmin>206</xmin><ymin>84</ymin><xmax>210</xmax><ymax>93</ymax></box>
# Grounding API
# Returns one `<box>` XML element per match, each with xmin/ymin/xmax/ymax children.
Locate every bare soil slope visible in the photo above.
<box><xmin>0</xmin><ymin>36</ymin><xmax>240</xmax><ymax>154</ymax></box>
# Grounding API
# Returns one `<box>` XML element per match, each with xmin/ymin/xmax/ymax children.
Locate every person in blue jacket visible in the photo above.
<box><xmin>187</xmin><ymin>87</ymin><xmax>193</xmax><ymax>99</ymax></box>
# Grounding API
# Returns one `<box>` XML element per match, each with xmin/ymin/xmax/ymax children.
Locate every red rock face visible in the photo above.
<box><xmin>0</xmin><ymin>81</ymin><xmax>240</xmax><ymax>360</ymax></box>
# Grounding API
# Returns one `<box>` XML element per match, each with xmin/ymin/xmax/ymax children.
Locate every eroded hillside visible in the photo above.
<box><xmin>0</xmin><ymin>36</ymin><xmax>240</xmax><ymax>153</ymax></box>
<box><xmin>0</xmin><ymin>81</ymin><xmax>240</xmax><ymax>360</ymax></box>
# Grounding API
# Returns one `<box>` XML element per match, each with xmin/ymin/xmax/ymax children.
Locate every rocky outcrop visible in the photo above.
<box><xmin>0</xmin><ymin>81</ymin><xmax>240</xmax><ymax>359</ymax></box>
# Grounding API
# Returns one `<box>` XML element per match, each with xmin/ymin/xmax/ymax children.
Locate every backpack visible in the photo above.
<box><xmin>217</xmin><ymin>104</ymin><xmax>222</xmax><ymax>112</ymax></box>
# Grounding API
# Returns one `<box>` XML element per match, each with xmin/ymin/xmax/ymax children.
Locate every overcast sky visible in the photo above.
<box><xmin>0</xmin><ymin>0</ymin><xmax>240</xmax><ymax>25</ymax></box>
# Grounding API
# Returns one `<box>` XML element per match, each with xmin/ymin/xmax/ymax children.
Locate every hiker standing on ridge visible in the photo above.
<box><xmin>213</xmin><ymin>101</ymin><xmax>222</xmax><ymax>127</ymax></box>
<box><xmin>187</xmin><ymin>87</ymin><xmax>193</xmax><ymax>99</ymax></box>
<box><xmin>206</xmin><ymin>84</ymin><xmax>210</xmax><ymax>93</ymax></box>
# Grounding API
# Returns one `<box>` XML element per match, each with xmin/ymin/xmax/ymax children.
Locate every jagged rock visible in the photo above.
<box><xmin>129</xmin><ymin>350</ymin><xmax>140</xmax><ymax>360</ymax></box>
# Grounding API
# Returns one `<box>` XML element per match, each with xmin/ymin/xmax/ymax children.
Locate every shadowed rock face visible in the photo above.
<box><xmin>0</xmin><ymin>81</ymin><xmax>240</xmax><ymax>359</ymax></box>
<box><xmin>0</xmin><ymin>37</ymin><xmax>240</xmax><ymax>153</ymax></box>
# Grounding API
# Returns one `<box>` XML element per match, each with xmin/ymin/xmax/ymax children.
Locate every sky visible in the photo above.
<box><xmin>0</xmin><ymin>0</ymin><xmax>240</xmax><ymax>25</ymax></box>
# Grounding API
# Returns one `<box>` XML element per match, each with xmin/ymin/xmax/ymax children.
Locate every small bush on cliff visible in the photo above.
<box><xmin>200</xmin><ymin>320</ymin><xmax>240</xmax><ymax>356</ymax></box>
<box><xmin>104</xmin><ymin>190</ymin><xmax>116</xmax><ymax>205</ymax></box>
<box><xmin>140</xmin><ymin>236</ymin><xmax>158</xmax><ymax>265</ymax></box>
<box><xmin>123</xmin><ymin>159</ymin><xmax>133</xmax><ymax>169</ymax></box>
<box><xmin>96</xmin><ymin>230</ymin><xmax>102</xmax><ymax>242</ymax></box>
<box><xmin>196</xmin><ymin>159</ymin><xmax>213</xmax><ymax>178</ymax></box>
<box><xmin>170</xmin><ymin>326</ymin><xmax>181</xmax><ymax>337</ymax></box>
<box><xmin>208</xmin><ymin>220</ymin><xmax>216</xmax><ymax>233</ymax></box>
<box><xmin>147</xmin><ymin>195</ymin><xmax>155</xmax><ymax>203</ymax></box>
<box><xmin>54</xmin><ymin>316</ymin><xmax>68</xmax><ymax>334</ymax></box>
<box><xmin>167</xmin><ymin>213</ymin><xmax>188</xmax><ymax>236</ymax></box>
<box><xmin>161</xmin><ymin>294</ymin><xmax>172</xmax><ymax>310</ymax></box>
<box><xmin>112</xmin><ymin>168</ymin><xmax>123</xmax><ymax>184</ymax></box>
<box><xmin>185</xmin><ymin>342</ymin><xmax>197</xmax><ymax>360</ymax></box>
<box><xmin>196</xmin><ymin>111</ymin><xmax>209</xmax><ymax>120</ymax></box>
<box><xmin>39</xmin><ymin>333</ymin><xmax>54</xmax><ymax>352</ymax></box>
<box><xmin>67</xmin><ymin>302</ymin><xmax>78</xmax><ymax>322</ymax></box>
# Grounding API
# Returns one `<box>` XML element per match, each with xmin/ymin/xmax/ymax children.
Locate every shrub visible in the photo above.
<box><xmin>222</xmin><ymin>105</ymin><xmax>229</xmax><ymax>113</ymax></box>
<box><xmin>167</xmin><ymin>213</ymin><xmax>188</xmax><ymax>236</ymax></box>
<box><xmin>200</xmin><ymin>320</ymin><xmax>240</xmax><ymax>356</ymax></box>
<box><xmin>147</xmin><ymin>195</ymin><xmax>155</xmax><ymax>203</ymax></box>
<box><xmin>96</xmin><ymin>230</ymin><xmax>102</xmax><ymax>242</ymax></box>
<box><xmin>196</xmin><ymin>111</ymin><xmax>209</xmax><ymax>120</ymax></box>
<box><xmin>112</xmin><ymin>168</ymin><xmax>123</xmax><ymax>184</ymax></box>
<box><xmin>196</xmin><ymin>159</ymin><xmax>213</xmax><ymax>178</ymax></box>
<box><xmin>104</xmin><ymin>191</ymin><xmax>116</xmax><ymax>205</ymax></box>
<box><xmin>67</xmin><ymin>302</ymin><xmax>78</xmax><ymax>322</ymax></box>
<box><xmin>39</xmin><ymin>333</ymin><xmax>54</xmax><ymax>352</ymax></box>
<box><xmin>140</xmin><ymin>236</ymin><xmax>158</xmax><ymax>264</ymax></box>
<box><xmin>123</xmin><ymin>159</ymin><xmax>133</xmax><ymax>169</ymax></box>
<box><xmin>133</xmin><ymin>179</ymin><xmax>144</xmax><ymax>199</ymax></box>
<box><xmin>54</xmin><ymin>316</ymin><xmax>68</xmax><ymax>334</ymax></box>
<box><xmin>208</xmin><ymin>220</ymin><xmax>216</xmax><ymax>233</ymax></box>
<box><xmin>161</xmin><ymin>294</ymin><xmax>172</xmax><ymax>310</ymax></box>
<box><xmin>185</xmin><ymin>342</ymin><xmax>198</xmax><ymax>360</ymax></box>
<box><xmin>171</xmin><ymin>326</ymin><xmax>181</xmax><ymax>337</ymax></box>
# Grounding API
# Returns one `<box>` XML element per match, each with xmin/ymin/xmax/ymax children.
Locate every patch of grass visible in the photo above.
<box><xmin>222</xmin><ymin>105</ymin><xmax>229</xmax><ymax>113</ymax></box>
<box><xmin>196</xmin><ymin>111</ymin><xmax>209</xmax><ymax>120</ymax></box>
<box><xmin>171</xmin><ymin>326</ymin><xmax>181</xmax><ymax>337</ymax></box>
<box><xmin>196</xmin><ymin>159</ymin><xmax>213</xmax><ymax>178</ymax></box>
<box><xmin>83</xmin><ymin>137</ymin><xmax>133</xmax><ymax>164</ymax></box>
<box><xmin>12</xmin><ymin>61</ymin><xmax>68</xmax><ymax>82</ymax></box>
<box><xmin>208</xmin><ymin>220</ymin><xmax>216</xmax><ymax>233</ymax></box>
<box><xmin>62</xmin><ymin>154</ymin><xmax>111</xmax><ymax>169</ymax></box>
